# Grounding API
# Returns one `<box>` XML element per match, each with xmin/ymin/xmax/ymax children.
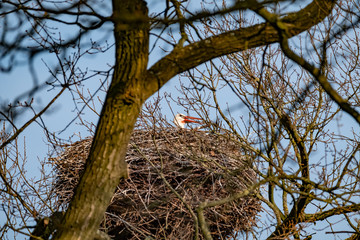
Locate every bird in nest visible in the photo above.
<box><xmin>173</xmin><ymin>113</ymin><xmax>203</xmax><ymax>129</ymax></box>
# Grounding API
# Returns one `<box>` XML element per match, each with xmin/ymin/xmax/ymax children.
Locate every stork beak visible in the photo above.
<box><xmin>183</xmin><ymin>115</ymin><xmax>202</xmax><ymax>124</ymax></box>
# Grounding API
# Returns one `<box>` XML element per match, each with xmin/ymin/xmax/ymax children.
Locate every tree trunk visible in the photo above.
<box><xmin>53</xmin><ymin>0</ymin><xmax>149</xmax><ymax>239</ymax></box>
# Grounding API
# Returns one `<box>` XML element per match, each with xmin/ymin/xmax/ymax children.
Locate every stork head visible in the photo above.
<box><xmin>173</xmin><ymin>113</ymin><xmax>202</xmax><ymax>128</ymax></box>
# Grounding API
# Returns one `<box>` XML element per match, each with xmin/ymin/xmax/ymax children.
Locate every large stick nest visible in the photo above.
<box><xmin>51</xmin><ymin>125</ymin><xmax>260</xmax><ymax>239</ymax></box>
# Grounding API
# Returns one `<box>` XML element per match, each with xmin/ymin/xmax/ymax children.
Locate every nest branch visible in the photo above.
<box><xmin>50</xmin><ymin>126</ymin><xmax>261</xmax><ymax>239</ymax></box>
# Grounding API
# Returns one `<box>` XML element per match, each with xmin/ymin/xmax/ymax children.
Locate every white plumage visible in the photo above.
<box><xmin>173</xmin><ymin>113</ymin><xmax>202</xmax><ymax>128</ymax></box>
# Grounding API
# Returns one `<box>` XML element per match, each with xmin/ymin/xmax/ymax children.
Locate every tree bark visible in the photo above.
<box><xmin>53</xmin><ymin>0</ymin><xmax>149</xmax><ymax>239</ymax></box>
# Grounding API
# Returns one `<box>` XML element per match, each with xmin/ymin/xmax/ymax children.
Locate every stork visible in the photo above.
<box><xmin>173</xmin><ymin>113</ymin><xmax>202</xmax><ymax>128</ymax></box>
